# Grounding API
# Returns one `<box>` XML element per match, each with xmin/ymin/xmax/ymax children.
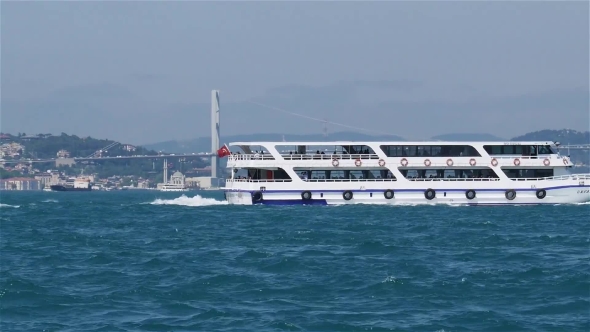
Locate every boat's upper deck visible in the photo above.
<box><xmin>225</xmin><ymin>140</ymin><xmax>573</xmax><ymax>171</ymax></box>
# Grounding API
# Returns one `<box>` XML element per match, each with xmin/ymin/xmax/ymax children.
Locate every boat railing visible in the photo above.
<box><xmin>408</xmin><ymin>178</ymin><xmax>501</xmax><ymax>182</ymax></box>
<box><xmin>228</xmin><ymin>154</ymin><xmax>275</xmax><ymax>161</ymax></box>
<box><xmin>511</xmin><ymin>174</ymin><xmax>590</xmax><ymax>181</ymax></box>
<box><xmin>228</xmin><ymin>153</ymin><xmax>380</xmax><ymax>161</ymax></box>
<box><xmin>488</xmin><ymin>155</ymin><xmax>557</xmax><ymax>160</ymax></box>
<box><xmin>226</xmin><ymin>178</ymin><xmax>397</xmax><ymax>183</ymax></box>
<box><xmin>283</xmin><ymin>154</ymin><xmax>380</xmax><ymax>161</ymax></box>
<box><xmin>227</xmin><ymin>179</ymin><xmax>292</xmax><ymax>183</ymax></box>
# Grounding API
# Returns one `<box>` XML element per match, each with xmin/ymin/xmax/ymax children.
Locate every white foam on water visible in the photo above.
<box><xmin>41</xmin><ymin>199</ymin><xmax>59</xmax><ymax>203</ymax></box>
<box><xmin>0</xmin><ymin>203</ymin><xmax>20</xmax><ymax>208</ymax></box>
<box><xmin>148</xmin><ymin>194</ymin><xmax>227</xmax><ymax>207</ymax></box>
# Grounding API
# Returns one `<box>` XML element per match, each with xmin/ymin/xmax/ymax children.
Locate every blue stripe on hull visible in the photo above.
<box><xmin>256</xmin><ymin>199</ymin><xmax>328</xmax><ymax>206</ymax></box>
<box><xmin>226</xmin><ymin>184</ymin><xmax>589</xmax><ymax>194</ymax></box>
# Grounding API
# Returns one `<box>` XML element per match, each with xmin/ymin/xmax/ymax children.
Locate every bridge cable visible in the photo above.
<box><xmin>246</xmin><ymin>101</ymin><xmax>392</xmax><ymax>136</ymax></box>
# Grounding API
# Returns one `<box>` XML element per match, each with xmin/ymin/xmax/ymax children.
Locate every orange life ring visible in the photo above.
<box><xmin>332</xmin><ymin>159</ymin><xmax>339</xmax><ymax>167</ymax></box>
<box><xmin>446</xmin><ymin>158</ymin><xmax>454</xmax><ymax>167</ymax></box>
<box><xmin>514</xmin><ymin>158</ymin><xmax>521</xmax><ymax>166</ymax></box>
<box><xmin>424</xmin><ymin>159</ymin><xmax>431</xmax><ymax>167</ymax></box>
<box><xmin>469</xmin><ymin>158</ymin><xmax>476</xmax><ymax>166</ymax></box>
<box><xmin>491</xmin><ymin>158</ymin><xmax>498</xmax><ymax>167</ymax></box>
<box><xmin>400</xmin><ymin>158</ymin><xmax>408</xmax><ymax>167</ymax></box>
<box><xmin>543</xmin><ymin>158</ymin><xmax>550</xmax><ymax>166</ymax></box>
<box><xmin>355</xmin><ymin>159</ymin><xmax>362</xmax><ymax>167</ymax></box>
<box><xmin>378</xmin><ymin>159</ymin><xmax>386</xmax><ymax>167</ymax></box>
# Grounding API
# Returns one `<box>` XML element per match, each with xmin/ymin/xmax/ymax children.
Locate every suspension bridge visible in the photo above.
<box><xmin>2</xmin><ymin>91</ymin><xmax>589</xmax><ymax>172</ymax></box>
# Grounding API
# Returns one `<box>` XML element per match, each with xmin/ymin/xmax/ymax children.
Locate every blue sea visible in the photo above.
<box><xmin>1</xmin><ymin>191</ymin><xmax>589</xmax><ymax>332</ymax></box>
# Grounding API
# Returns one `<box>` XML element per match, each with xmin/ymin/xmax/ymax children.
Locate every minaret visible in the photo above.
<box><xmin>211</xmin><ymin>90</ymin><xmax>220</xmax><ymax>179</ymax></box>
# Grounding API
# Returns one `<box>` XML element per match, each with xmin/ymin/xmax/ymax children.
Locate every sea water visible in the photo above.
<box><xmin>1</xmin><ymin>191</ymin><xmax>589</xmax><ymax>331</ymax></box>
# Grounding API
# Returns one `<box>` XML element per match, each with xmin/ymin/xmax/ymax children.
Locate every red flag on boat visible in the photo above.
<box><xmin>217</xmin><ymin>144</ymin><xmax>231</xmax><ymax>158</ymax></box>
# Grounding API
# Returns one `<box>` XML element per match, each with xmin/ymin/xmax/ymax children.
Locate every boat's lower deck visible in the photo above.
<box><xmin>224</xmin><ymin>179</ymin><xmax>590</xmax><ymax>205</ymax></box>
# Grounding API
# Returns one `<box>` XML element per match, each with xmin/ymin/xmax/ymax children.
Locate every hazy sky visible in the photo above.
<box><xmin>1</xmin><ymin>1</ymin><xmax>588</xmax><ymax>144</ymax></box>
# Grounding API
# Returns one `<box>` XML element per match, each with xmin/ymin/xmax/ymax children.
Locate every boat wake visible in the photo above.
<box><xmin>149</xmin><ymin>195</ymin><xmax>227</xmax><ymax>207</ymax></box>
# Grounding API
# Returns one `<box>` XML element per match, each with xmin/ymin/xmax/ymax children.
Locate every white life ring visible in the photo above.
<box><xmin>424</xmin><ymin>159</ymin><xmax>431</xmax><ymax>167</ymax></box>
<box><xmin>514</xmin><ymin>158</ymin><xmax>521</xmax><ymax>166</ymax></box>
<box><xmin>543</xmin><ymin>158</ymin><xmax>550</xmax><ymax>166</ymax></box>
<box><xmin>491</xmin><ymin>158</ymin><xmax>498</xmax><ymax>167</ymax></box>
<box><xmin>332</xmin><ymin>159</ymin><xmax>339</xmax><ymax>167</ymax></box>
<box><xmin>400</xmin><ymin>158</ymin><xmax>408</xmax><ymax>167</ymax></box>
<box><xmin>378</xmin><ymin>159</ymin><xmax>386</xmax><ymax>167</ymax></box>
<box><xmin>254</xmin><ymin>153</ymin><xmax>260</xmax><ymax>159</ymax></box>
<box><xmin>446</xmin><ymin>158</ymin><xmax>454</xmax><ymax>167</ymax></box>
<box><xmin>355</xmin><ymin>159</ymin><xmax>362</xmax><ymax>167</ymax></box>
<box><xmin>469</xmin><ymin>158</ymin><xmax>476</xmax><ymax>166</ymax></box>
<box><xmin>563</xmin><ymin>157</ymin><xmax>568</xmax><ymax>165</ymax></box>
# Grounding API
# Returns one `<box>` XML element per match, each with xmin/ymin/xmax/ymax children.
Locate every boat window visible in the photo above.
<box><xmin>401</xmin><ymin>167</ymin><xmax>500</xmax><ymax>179</ymax></box>
<box><xmin>538</xmin><ymin>145</ymin><xmax>553</xmax><ymax>154</ymax></box>
<box><xmin>233</xmin><ymin>168</ymin><xmax>292</xmax><ymax>182</ymax></box>
<box><xmin>502</xmin><ymin>168</ymin><xmax>554</xmax><ymax>179</ymax></box>
<box><xmin>484</xmin><ymin>145</ymin><xmax>555</xmax><ymax>156</ymax></box>
<box><xmin>292</xmin><ymin>168</ymin><xmax>395</xmax><ymax>181</ymax></box>
<box><xmin>380</xmin><ymin>145</ymin><xmax>480</xmax><ymax>157</ymax></box>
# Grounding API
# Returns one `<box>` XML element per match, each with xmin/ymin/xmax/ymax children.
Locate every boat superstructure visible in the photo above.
<box><xmin>50</xmin><ymin>176</ymin><xmax>92</xmax><ymax>192</ymax></box>
<box><xmin>222</xmin><ymin>141</ymin><xmax>590</xmax><ymax>205</ymax></box>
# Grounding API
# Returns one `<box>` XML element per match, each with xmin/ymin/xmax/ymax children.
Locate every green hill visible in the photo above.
<box><xmin>10</xmin><ymin>133</ymin><xmax>158</xmax><ymax>159</ymax></box>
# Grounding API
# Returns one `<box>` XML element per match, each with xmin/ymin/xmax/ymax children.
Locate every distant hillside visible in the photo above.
<box><xmin>511</xmin><ymin>129</ymin><xmax>589</xmax><ymax>165</ymax></box>
<box><xmin>143</xmin><ymin>132</ymin><xmax>406</xmax><ymax>153</ymax></box>
<box><xmin>430</xmin><ymin>133</ymin><xmax>505</xmax><ymax>141</ymax></box>
<box><xmin>3</xmin><ymin>133</ymin><xmax>159</xmax><ymax>159</ymax></box>
<box><xmin>510</xmin><ymin>129</ymin><xmax>589</xmax><ymax>144</ymax></box>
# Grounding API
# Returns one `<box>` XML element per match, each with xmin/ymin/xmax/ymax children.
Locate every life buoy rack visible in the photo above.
<box><xmin>424</xmin><ymin>159</ymin><xmax>431</xmax><ymax>167</ymax></box>
<box><xmin>332</xmin><ymin>159</ymin><xmax>340</xmax><ymax>167</ymax></box>
<box><xmin>378</xmin><ymin>159</ymin><xmax>386</xmax><ymax>167</ymax></box>
<box><xmin>354</xmin><ymin>159</ymin><xmax>362</xmax><ymax>167</ymax></box>
<box><xmin>469</xmin><ymin>158</ymin><xmax>477</xmax><ymax>166</ymax></box>
<box><xmin>563</xmin><ymin>157</ymin><xmax>568</xmax><ymax>165</ymax></box>
<box><xmin>400</xmin><ymin>158</ymin><xmax>408</xmax><ymax>167</ymax></box>
<box><xmin>446</xmin><ymin>159</ymin><xmax>454</xmax><ymax>167</ymax></box>
<box><xmin>543</xmin><ymin>158</ymin><xmax>550</xmax><ymax>166</ymax></box>
<box><xmin>513</xmin><ymin>158</ymin><xmax>521</xmax><ymax>166</ymax></box>
<box><xmin>491</xmin><ymin>158</ymin><xmax>498</xmax><ymax>167</ymax></box>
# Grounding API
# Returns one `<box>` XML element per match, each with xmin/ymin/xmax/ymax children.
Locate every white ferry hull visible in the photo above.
<box><xmin>221</xmin><ymin>139</ymin><xmax>590</xmax><ymax>206</ymax></box>
<box><xmin>225</xmin><ymin>182</ymin><xmax>590</xmax><ymax>206</ymax></box>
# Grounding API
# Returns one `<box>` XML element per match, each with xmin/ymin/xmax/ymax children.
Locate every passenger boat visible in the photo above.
<box><xmin>220</xmin><ymin>141</ymin><xmax>590</xmax><ymax>205</ymax></box>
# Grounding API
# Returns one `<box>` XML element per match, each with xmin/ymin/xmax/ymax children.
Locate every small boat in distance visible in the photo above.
<box><xmin>50</xmin><ymin>177</ymin><xmax>92</xmax><ymax>192</ymax></box>
<box><xmin>221</xmin><ymin>140</ymin><xmax>590</xmax><ymax>205</ymax></box>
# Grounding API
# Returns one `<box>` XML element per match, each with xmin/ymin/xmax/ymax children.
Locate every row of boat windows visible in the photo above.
<box><xmin>380</xmin><ymin>145</ymin><xmax>481</xmax><ymax>157</ymax></box>
<box><xmin>239</xmin><ymin>145</ymin><xmax>556</xmax><ymax>158</ymax></box>
<box><xmin>483</xmin><ymin>145</ymin><xmax>554</xmax><ymax>155</ymax></box>
<box><xmin>234</xmin><ymin>168</ymin><xmax>555</xmax><ymax>180</ymax></box>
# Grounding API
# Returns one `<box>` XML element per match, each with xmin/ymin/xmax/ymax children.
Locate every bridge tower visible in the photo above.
<box><xmin>211</xmin><ymin>90</ymin><xmax>221</xmax><ymax>181</ymax></box>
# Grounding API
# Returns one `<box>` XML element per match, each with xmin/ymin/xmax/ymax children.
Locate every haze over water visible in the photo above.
<box><xmin>1</xmin><ymin>191</ymin><xmax>589</xmax><ymax>331</ymax></box>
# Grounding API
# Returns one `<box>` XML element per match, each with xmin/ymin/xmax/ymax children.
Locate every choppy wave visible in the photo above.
<box><xmin>149</xmin><ymin>194</ymin><xmax>228</xmax><ymax>206</ymax></box>
<box><xmin>0</xmin><ymin>190</ymin><xmax>589</xmax><ymax>331</ymax></box>
<box><xmin>0</xmin><ymin>203</ymin><xmax>19</xmax><ymax>208</ymax></box>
